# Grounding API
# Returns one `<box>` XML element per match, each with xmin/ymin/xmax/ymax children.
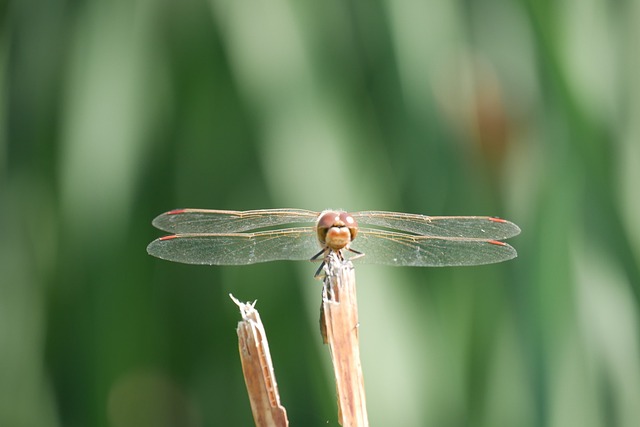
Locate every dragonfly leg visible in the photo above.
<box><xmin>311</xmin><ymin>248</ymin><xmax>329</xmax><ymax>279</ymax></box>
<box><xmin>313</xmin><ymin>261</ymin><xmax>327</xmax><ymax>279</ymax></box>
<box><xmin>346</xmin><ymin>247</ymin><xmax>364</xmax><ymax>261</ymax></box>
<box><xmin>310</xmin><ymin>248</ymin><xmax>326</xmax><ymax>261</ymax></box>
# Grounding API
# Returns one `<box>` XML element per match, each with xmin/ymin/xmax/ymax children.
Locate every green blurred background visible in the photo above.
<box><xmin>3</xmin><ymin>0</ymin><xmax>640</xmax><ymax>426</ymax></box>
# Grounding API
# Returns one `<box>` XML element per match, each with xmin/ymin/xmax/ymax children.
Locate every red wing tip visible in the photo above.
<box><xmin>488</xmin><ymin>217</ymin><xmax>508</xmax><ymax>223</ymax></box>
<box><xmin>488</xmin><ymin>240</ymin><xmax>507</xmax><ymax>246</ymax></box>
<box><xmin>167</xmin><ymin>209</ymin><xmax>187</xmax><ymax>215</ymax></box>
<box><xmin>159</xmin><ymin>235</ymin><xmax>179</xmax><ymax>241</ymax></box>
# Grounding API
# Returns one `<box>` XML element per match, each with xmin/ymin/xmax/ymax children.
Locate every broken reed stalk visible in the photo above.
<box><xmin>230</xmin><ymin>294</ymin><xmax>289</xmax><ymax>427</ymax></box>
<box><xmin>321</xmin><ymin>253</ymin><xmax>369</xmax><ymax>427</ymax></box>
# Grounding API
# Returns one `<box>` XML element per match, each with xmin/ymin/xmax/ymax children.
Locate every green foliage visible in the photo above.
<box><xmin>2</xmin><ymin>0</ymin><xmax>639</xmax><ymax>425</ymax></box>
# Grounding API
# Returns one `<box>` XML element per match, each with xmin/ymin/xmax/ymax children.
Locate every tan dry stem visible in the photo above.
<box><xmin>230</xmin><ymin>294</ymin><xmax>289</xmax><ymax>427</ymax></box>
<box><xmin>321</xmin><ymin>253</ymin><xmax>369</xmax><ymax>427</ymax></box>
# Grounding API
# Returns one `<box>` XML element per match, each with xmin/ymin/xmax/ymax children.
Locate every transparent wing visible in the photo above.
<box><xmin>351</xmin><ymin>228</ymin><xmax>517</xmax><ymax>267</ymax></box>
<box><xmin>353</xmin><ymin>211</ymin><xmax>521</xmax><ymax>239</ymax></box>
<box><xmin>146</xmin><ymin>227</ymin><xmax>320</xmax><ymax>265</ymax></box>
<box><xmin>152</xmin><ymin>208</ymin><xmax>319</xmax><ymax>233</ymax></box>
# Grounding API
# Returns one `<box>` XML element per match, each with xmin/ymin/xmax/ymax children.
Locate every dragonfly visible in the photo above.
<box><xmin>147</xmin><ymin>208</ymin><xmax>520</xmax><ymax>273</ymax></box>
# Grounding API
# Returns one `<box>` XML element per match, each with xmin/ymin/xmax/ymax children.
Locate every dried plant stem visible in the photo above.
<box><xmin>321</xmin><ymin>253</ymin><xmax>369</xmax><ymax>427</ymax></box>
<box><xmin>230</xmin><ymin>294</ymin><xmax>289</xmax><ymax>427</ymax></box>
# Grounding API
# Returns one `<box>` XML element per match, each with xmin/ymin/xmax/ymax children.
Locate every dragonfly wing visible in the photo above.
<box><xmin>147</xmin><ymin>227</ymin><xmax>320</xmax><ymax>265</ymax></box>
<box><xmin>352</xmin><ymin>211</ymin><xmax>521</xmax><ymax>239</ymax></box>
<box><xmin>350</xmin><ymin>228</ymin><xmax>517</xmax><ymax>267</ymax></box>
<box><xmin>152</xmin><ymin>208</ymin><xmax>319</xmax><ymax>233</ymax></box>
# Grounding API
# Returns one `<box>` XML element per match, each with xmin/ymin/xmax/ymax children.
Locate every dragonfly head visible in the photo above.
<box><xmin>316</xmin><ymin>210</ymin><xmax>359</xmax><ymax>251</ymax></box>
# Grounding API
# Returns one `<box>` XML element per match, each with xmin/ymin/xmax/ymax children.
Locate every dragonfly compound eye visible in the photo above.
<box><xmin>338</xmin><ymin>212</ymin><xmax>358</xmax><ymax>240</ymax></box>
<box><xmin>316</xmin><ymin>210</ymin><xmax>357</xmax><ymax>251</ymax></box>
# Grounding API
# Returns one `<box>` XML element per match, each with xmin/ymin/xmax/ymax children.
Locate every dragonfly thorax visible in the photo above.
<box><xmin>316</xmin><ymin>210</ymin><xmax>359</xmax><ymax>252</ymax></box>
